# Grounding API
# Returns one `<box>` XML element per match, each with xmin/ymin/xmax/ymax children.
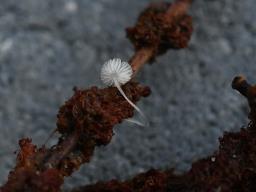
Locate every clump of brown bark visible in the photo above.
<box><xmin>1</xmin><ymin>83</ymin><xmax>150</xmax><ymax>192</ymax></box>
<box><xmin>127</xmin><ymin>0</ymin><xmax>193</xmax><ymax>59</ymax></box>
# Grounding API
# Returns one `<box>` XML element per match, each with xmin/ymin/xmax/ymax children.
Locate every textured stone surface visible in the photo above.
<box><xmin>0</xmin><ymin>0</ymin><xmax>255</xmax><ymax>190</ymax></box>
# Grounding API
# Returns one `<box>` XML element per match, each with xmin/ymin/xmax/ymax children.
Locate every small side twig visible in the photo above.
<box><xmin>232</xmin><ymin>75</ymin><xmax>256</xmax><ymax>122</ymax></box>
<box><xmin>232</xmin><ymin>75</ymin><xmax>251</xmax><ymax>97</ymax></box>
<box><xmin>44</xmin><ymin>131</ymin><xmax>80</xmax><ymax>169</ymax></box>
<box><xmin>164</xmin><ymin>0</ymin><xmax>193</xmax><ymax>23</ymax></box>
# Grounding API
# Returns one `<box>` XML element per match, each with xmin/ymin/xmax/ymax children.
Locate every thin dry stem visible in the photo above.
<box><xmin>45</xmin><ymin>131</ymin><xmax>80</xmax><ymax>169</ymax></box>
<box><xmin>130</xmin><ymin>48</ymin><xmax>155</xmax><ymax>76</ymax></box>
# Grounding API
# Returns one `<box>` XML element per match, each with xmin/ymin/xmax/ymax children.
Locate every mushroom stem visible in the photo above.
<box><xmin>114</xmin><ymin>78</ymin><xmax>149</xmax><ymax>127</ymax></box>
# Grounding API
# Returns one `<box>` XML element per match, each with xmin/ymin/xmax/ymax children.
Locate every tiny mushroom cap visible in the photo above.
<box><xmin>101</xmin><ymin>58</ymin><xmax>133</xmax><ymax>86</ymax></box>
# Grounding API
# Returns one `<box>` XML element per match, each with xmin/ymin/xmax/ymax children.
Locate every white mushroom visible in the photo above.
<box><xmin>101</xmin><ymin>58</ymin><xmax>149</xmax><ymax>127</ymax></box>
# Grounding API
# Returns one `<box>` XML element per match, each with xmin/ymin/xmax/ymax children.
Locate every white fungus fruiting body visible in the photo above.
<box><xmin>101</xmin><ymin>58</ymin><xmax>133</xmax><ymax>86</ymax></box>
<box><xmin>100</xmin><ymin>58</ymin><xmax>149</xmax><ymax>127</ymax></box>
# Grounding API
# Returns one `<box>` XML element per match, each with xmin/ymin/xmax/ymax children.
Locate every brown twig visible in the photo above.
<box><xmin>48</xmin><ymin>0</ymin><xmax>193</xmax><ymax>171</ymax></box>
<box><xmin>1</xmin><ymin>0</ymin><xmax>193</xmax><ymax>191</ymax></box>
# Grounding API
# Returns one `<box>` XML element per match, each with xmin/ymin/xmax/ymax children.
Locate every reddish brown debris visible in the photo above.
<box><xmin>0</xmin><ymin>82</ymin><xmax>150</xmax><ymax>192</ymax></box>
<box><xmin>1</xmin><ymin>139</ymin><xmax>63</xmax><ymax>192</ymax></box>
<box><xmin>182</xmin><ymin>126</ymin><xmax>256</xmax><ymax>191</ymax></box>
<box><xmin>72</xmin><ymin>170</ymin><xmax>169</xmax><ymax>192</ymax></box>
<box><xmin>52</xmin><ymin>82</ymin><xmax>150</xmax><ymax>176</ymax></box>
<box><xmin>72</xmin><ymin>77</ymin><xmax>256</xmax><ymax>192</ymax></box>
<box><xmin>127</xmin><ymin>0</ymin><xmax>193</xmax><ymax>61</ymax></box>
<box><xmin>57</xmin><ymin>82</ymin><xmax>150</xmax><ymax>144</ymax></box>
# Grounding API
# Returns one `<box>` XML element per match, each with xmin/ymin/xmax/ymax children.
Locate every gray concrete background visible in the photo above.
<box><xmin>0</xmin><ymin>0</ymin><xmax>255</xmax><ymax>190</ymax></box>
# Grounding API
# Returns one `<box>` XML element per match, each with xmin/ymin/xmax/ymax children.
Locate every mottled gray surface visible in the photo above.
<box><xmin>0</xmin><ymin>0</ymin><xmax>255</xmax><ymax>190</ymax></box>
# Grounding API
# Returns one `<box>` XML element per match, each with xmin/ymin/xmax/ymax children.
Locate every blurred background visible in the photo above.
<box><xmin>0</xmin><ymin>0</ymin><xmax>255</xmax><ymax>189</ymax></box>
